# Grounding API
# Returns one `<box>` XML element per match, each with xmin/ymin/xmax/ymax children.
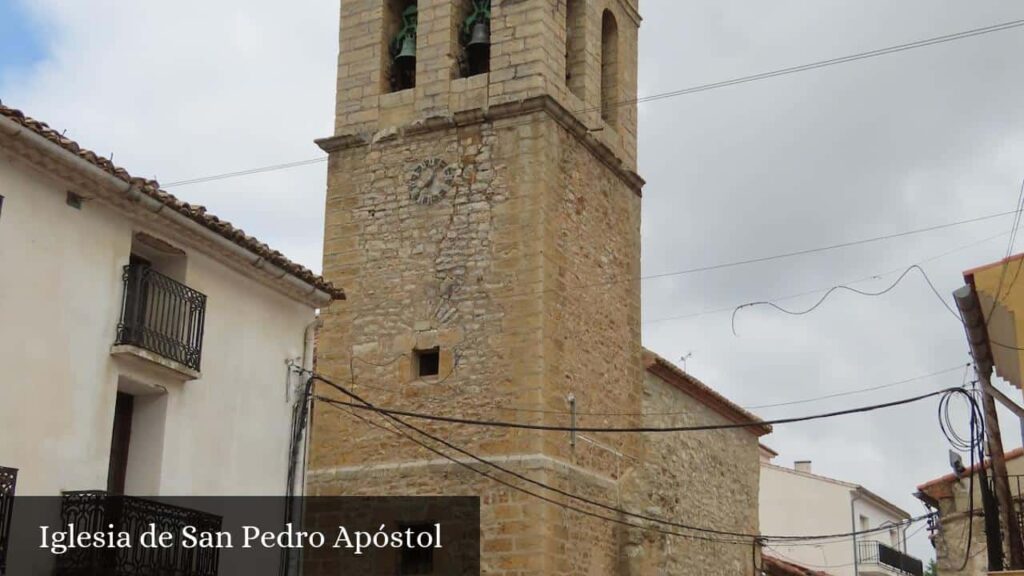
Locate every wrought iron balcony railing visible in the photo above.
<box><xmin>0</xmin><ymin>467</ymin><xmax>16</xmax><ymax>576</ymax></box>
<box><xmin>115</xmin><ymin>264</ymin><xmax>206</xmax><ymax>372</ymax></box>
<box><xmin>57</xmin><ymin>492</ymin><xmax>221</xmax><ymax>576</ymax></box>
<box><xmin>857</xmin><ymin>540</ymin><xmax>923</xmax><ymax>576</ymax></box>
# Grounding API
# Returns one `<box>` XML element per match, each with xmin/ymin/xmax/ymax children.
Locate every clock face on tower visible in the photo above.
<box><xmin>407</xmin><ymin>158</ymin><xmax>459</xmax><ymax>205</ymax></box>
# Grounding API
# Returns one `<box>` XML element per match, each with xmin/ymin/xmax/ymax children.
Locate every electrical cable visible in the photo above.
<box><xmin>731</xmin><ymin>264</ymin><xmax>961</xmax><ymax>335</ymax></box>
<box><xmin>610</xmin><ymin>18</ymin><xmax>1024</xmax><ymax>111</ymax></box>
<box><xmin>317</xmin><ymin>210</ymin><xmax>1019</xmax><ymax>353</ymax></box>
<box><xmin>937</xmin><ymin>380</ymin><xmax>987</xmax><ymax>571</ymax></box>
<box><xmin>493</xmin><ymin>363</ymin><xmax>967</xmax><ymax>417</ymax></box>
<box><xmin>320</xmin><ymin>396</ymin><xmax>754</xmax><ymax>546</ymax></box>
<box><xmin>159</xmin><ymin>18</ymin><xmax>1024</xmax><ymax>188</ymax></box>
<box><xmin>644</xmin><ymin>225</ymin><xmax>1018</xmax><ymax>326</ymax></box>
<box><xmin>311</xmin><ymin>373</ymin><xmax>935</xmax><ymax>544</ymax></box>
<box><xmin>638</xmin><ymin>212</ymin><xmax>1016</xmax><ymax>285</ymax></box>
<box><xmin>745</xmin><ymin>364</ymin><xmax>969</xmax><ymax>410</ymax></box>
<box><xmin>314</xmin><ymin>384</ymin><xmax>960</xmax><ymax>434</ymax></box>
<box><xmin>162</xmin><ymin>157</ymin><xmax>328</xmax><ymax>188</ymax></box>
<box><xmin>977</xmin><ymin>179</ymin><xmax>1024</xmax><ymax>361</ymax></box>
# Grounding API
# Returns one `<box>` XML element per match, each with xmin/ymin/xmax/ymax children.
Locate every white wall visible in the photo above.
<box><xmin>0</xmin><ymin>150</ymin><xmax>314</xmax><ymax>497</ymax></box>
<box><xmin>760</xmin><ymin>463</ymin><xmax>908</xmax><ymax>576</ymax></box>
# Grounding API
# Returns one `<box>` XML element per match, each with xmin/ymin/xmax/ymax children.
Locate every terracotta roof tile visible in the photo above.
<box><xmin>642</xmin><ymin>348</ymin><xmax>772</xmax><ymax>435</ymax></box>
<box><xmin>0</xmin><ymin>104</ymin><xmax>344</xmax><ymax>300</ymax></box>
<box><xmin>916</xmin><ymin>446</ymin><xmax>1024</xmax><ymax>503</ymax></box>
<box><xmin>762</xmin><ymin>555</ymin><xmax>834</xmax><ymax>576</ymax></box>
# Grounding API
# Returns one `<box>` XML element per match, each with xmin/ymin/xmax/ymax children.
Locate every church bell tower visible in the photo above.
<box><xmin>310</xmin><ymin>0</ymin><xmax>644</xmax><ymax>572</ymax></box>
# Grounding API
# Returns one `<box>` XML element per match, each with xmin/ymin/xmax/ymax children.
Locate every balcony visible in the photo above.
<box><xmin>56</xmin><ymin>492</ymin><xmax>221</xmax><ymax>576</ymax></box>
<box><xmin>113</xmin><ymin>264</ymin><xmax>206</xmax><ymax>376</ymax></box>
<box><xmin>858</xmin><ymin>540</ymin><xmax>923</xmax><ymax>576</ymax></box>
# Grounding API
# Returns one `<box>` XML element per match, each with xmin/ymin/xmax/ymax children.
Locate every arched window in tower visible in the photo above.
<box><xmin>384</xmin><ymin>0</ymin><xmax>418</xmax><ymax>92</ymax></box>
<box><xmin>565</xmin><ymin>0</ymin><xmax>585</xmax><ymax>99</ymax></box>
<box><xmin>457</xmin><ymin>0</ymin><xmax>491</xmax><ymax>78</ymax></box>
<box><xmin>600</xmin><ymin>9</ymin><xmax>619</xmax><ymax>125</ymax></box>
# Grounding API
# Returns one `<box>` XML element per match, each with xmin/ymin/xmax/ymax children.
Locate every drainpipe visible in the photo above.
<box><xmin>282</xmin><ymin>315</ymin><xmax>320</xmax><ymax>576</ymax></box>
<box><xmin>288</xmin><ymin>315</ymin><xmax>321</xmax><ymax>496</ymax></box>
<box><xmin>851</xmin><ymin>492</ymin><xmax>862</xmax><ymax>576</ymax></box>
<box><xmin>301</xmin><ymin>316</ymin><xmax>321</xmax><ymax>377</ymax></box>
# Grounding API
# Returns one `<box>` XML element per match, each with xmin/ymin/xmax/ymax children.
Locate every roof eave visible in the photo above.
<box><xmin>0</xmin><ymin>109</ymin><xmax>344</xmax><ymax>307</ymax></box>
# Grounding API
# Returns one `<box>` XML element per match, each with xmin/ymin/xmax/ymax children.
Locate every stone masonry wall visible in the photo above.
<box><xmin>313</xmin><ymin>108</ymin><xmax>642</xmax><ymax>574</ymax></box>
<box><xmin>624</xmin><ymin>371</ymin><xmax>762</xmax><ymax>576</ymax></box>
<box><xmin>333</xmin><ymin>0</ymin><xmax>638</xmax><ymax>169</ymax></box>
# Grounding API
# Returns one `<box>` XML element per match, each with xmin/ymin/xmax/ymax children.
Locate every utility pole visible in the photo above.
<box><xmin>955</xmin><ymin>285</ymin><xmax>1024</xmax><ymax>569</ymax></box>
<box><xmin>979</xmin><ymin>366</ymin><xmax>1024</xmax><ymax>569</ymax></box>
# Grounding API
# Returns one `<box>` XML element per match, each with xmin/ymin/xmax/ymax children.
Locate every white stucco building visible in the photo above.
<box><xmin>0</xmin><ymin>104</ymin><xmax>344</xmax><ymax>502</ymax></box>
<box><xmin>760</xmin><ymin>449</ymin><xmax>923</xmax><ymax>576</ymax></box>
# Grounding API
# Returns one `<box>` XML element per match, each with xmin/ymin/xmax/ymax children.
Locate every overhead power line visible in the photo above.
<box><xmin>312</xmin><ymin>373</ymin><xmax>935</xmax><ymax>545</ymax></box>
<box><xmin>398</xmin><ymin>208</ymin><xmax>1016</xmax><ymax>307</ymax></box>
<box><xmin>731</xmin><ymin>264</ymin><xmax>960</xmax><ymax>334</ymax></box>
<box><xmin>315</xmin><ymin>385</ymin><xmax>960</xmax><ymax>434</ymax></box>
<box><xmin>639</xmin><ymin>211</ymin><xmax>1016</xmax><ymax>284</ymax></box>
<box><xmin>324</xmin><ymin>400</ymin><xmax>750</xmax><ymax>546</ymax></box>
<box><xmin>496</xmin><ymin>363</ymin><xmax>968</xmax><ymax>417</ymax></box>
<box><xmin>326</xmin><ymin>399</ymin><xmax>931</xmax><ymax>548</ymax></box>
<box><xmin>162</xmin><ymin>157</ymin><xmax>328</xmax><ymax>187</ymax></box>
<box><xmin>357</xmin><ymin>209</ymin><xmax>1016</xmax><ymax>305</ymax></box>
<box><xmin>159</xmin><ymin>18</ymin><xmax>1024</xmax><ymax>188</ymax></box>
<box><xmin>624</xmin><ymin>17</ymin><xmax>1024</xmax><ymax>108</ymax></box>
<box><xmin>644</xmin><ymin>225</ymin><xmax>1017</xmax><ymax>326</ymax></box>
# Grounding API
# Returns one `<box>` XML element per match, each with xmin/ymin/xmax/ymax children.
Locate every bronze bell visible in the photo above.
<box><xmin>467</xmin><ymin>20</ymin><xmax>490</xmax><ymax>49</ymax></box>
<box><xmin>395</xmin><ymin>35</ymin><xmax>416</xmax><ymax>63</ymax></box>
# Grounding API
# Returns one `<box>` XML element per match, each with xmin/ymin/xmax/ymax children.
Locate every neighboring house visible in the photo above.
<box><xmin>959</xmin><ymin>255</ymin><xmax>1024</xmax><ymax>391</ymax></box>
<box><xmin>915</xmin><ymin>447</ymin><xmax>1024</xmax><ymax>575</ymax></box>
<box><xmin>760</xmin><ymin>454</ymin><xmax>922</xmax><ymax>576</ymax></box>
<box><xmin>762</xmin><ymin>554</ymin><xmax>834</xmax><ymax>576</ymax></box>
<box><xmin>0</xmin><ymin>104</ymin><xmax>344</xmax><ymax>572</ymax></box>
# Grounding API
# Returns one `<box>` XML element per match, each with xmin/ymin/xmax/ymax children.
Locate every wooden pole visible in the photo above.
<box><xmin>980</xmin><ymin>368</ymin><xmax>1024</xmax><ymax>569</ymax></box>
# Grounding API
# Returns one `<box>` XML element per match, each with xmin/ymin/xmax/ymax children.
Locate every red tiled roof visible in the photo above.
<box><xmin>916</xmin><ymin>446</ymin><xmax>1024</xmax><ymax>502</ymax></box>
<box><xmin>762</xmin><ymin>555</ymin><xmax>834</xmax><ymax>576</ymax></box>
<box><xmin>0</xmin><ymin>104</ymin><xmax>344</xmax><ymax>300</ymax></box>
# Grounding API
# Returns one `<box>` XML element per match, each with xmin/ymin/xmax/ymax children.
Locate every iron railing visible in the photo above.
<box><xmin>57</xmin><ymin>492</ymin><xmax>221</xmax><ymax>576</ymax></box>
<box><xmin>857</xmin><ymin>540</ymin><xmax>923</xmax><ymax>576</ymax></box>
<box><xmin>115</xmin><ymin>264</ymin><xmax>206</xmax><ymax>371</ymax></box>
<box><xmin>0</xmin><ymin>467</ymin><xmax>16</xmax><ymax>576</ymax></box>
<box><xmin>1003</xmin><ymin>475</ymin><xmax>1024</xmax><ymax>561</ymax></box>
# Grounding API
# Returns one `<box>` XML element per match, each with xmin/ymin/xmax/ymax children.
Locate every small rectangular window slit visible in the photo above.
<box><xmin>66</xmin><ymin>191</ymin><xmax>84</xmax><ymax>209</ymax></box>
<box><xmin>414</xmin><ymin>347</ymin><xmax>440</xmax><ymax>378</ymax></box>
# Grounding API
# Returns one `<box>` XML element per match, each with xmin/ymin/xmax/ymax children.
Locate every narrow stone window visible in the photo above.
<box><xmin>66</xmin><ymin>191</ymin><xmax>84</xmax><ymax>209</ymax></box>
<box><xmin>384</xmin><ymin>0</ymin><xmax>418</xmax><ymax>92</ymax></box>
<box><xmin>565</xmin><ymin>0</ymin><xmax>585</xmax><ymax>99</ymax></box>
<box><xmin>600</xmin><ymin>9</ymin><xmax>619</xmax><ymax>125</ymax></box>
<box><xmin>414</xmin><ymin>347</ymin><xmax>440</xmax><ymax>378</ymax></box>
<box><xmin>0</xmin><ymin>195</ymin><xmax>4</xmax><ymax>220</ymax></box>
<box><xmin>456</xmin><ymin>0</ymin><xmax>490</xmax><ymax>78</ymax></box>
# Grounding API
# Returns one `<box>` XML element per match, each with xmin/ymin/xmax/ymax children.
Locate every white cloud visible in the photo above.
<box><xmin>4</xmin><ymin>0</ymin><xmax>339</xmax><ymax>270</ymax></box>
<box><xmin>6</xmin><ymin>0</ymin><xmax>1024</xmax><ymax>565</ymax></box>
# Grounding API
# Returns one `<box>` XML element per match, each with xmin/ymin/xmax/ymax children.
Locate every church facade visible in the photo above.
<box><xmin>308</xmin><ymin>0</ymin><xmax>768</xmax><ymax>573</ymax></box>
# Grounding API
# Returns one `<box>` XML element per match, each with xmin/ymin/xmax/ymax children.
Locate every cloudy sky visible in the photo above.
<box><xmin>4</xmin><ymin>0</ymin><xmax>1024</xmax><ymax>566</ymax></box>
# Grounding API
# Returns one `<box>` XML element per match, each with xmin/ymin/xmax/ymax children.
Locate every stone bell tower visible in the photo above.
<box><xmin>310</xmin><ymin>0</ymin><xmax>644</xmax><ymax>573</ymax></box>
